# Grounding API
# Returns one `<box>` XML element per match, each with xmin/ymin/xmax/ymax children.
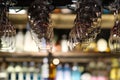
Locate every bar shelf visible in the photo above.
<box><xmin>0</xmin><ymin>51</ymin><xmax>119</xmax><ymax>63</ymax></box>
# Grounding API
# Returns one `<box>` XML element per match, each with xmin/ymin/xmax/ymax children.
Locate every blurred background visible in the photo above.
<box><xmin>0</xmin><ymin>0</ymin><xmax>120</xmax><ymax>80</ymax></box>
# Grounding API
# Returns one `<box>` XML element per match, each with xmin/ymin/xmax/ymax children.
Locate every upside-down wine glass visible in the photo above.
<box><xmin>109</xmin><ymin>0</ymin><xmax>120</xmax><ymax>53</ymax></box>
<box><xmin>68</xmin><ymin>0</ymin><xmax>102</xmax><ymax>51</ymax></box>
<box><xmin>28</xmin><ymin>0</ymin><xmax>54</xmax><ymax>52</ymax></box>
<box><xmin>0</xmin><ymin>6</ymin><xmax>16</xmax><ymax>52</ymax></box>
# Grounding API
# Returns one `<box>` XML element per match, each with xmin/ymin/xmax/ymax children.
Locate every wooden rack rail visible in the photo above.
<box><xmin>0</xmin><ymin>51</ymin><xmax>119</xmax><ymax>63</ymax></box>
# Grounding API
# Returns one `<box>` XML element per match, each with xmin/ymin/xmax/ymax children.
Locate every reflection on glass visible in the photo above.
<box><xmin>109</xmin><ymin>0</ymin><xmax>120</xmax><ymax>53</ymax></box>
<box><xmin>0</xmin><ymin>7</ymin><xmax>16</xmax><ymax>52</ymax></box>
<box><xmin>109</xmin><ymin>10</ymin><xmax>120</xmax><ymax>53</ymax></box>
<box><xmin>28</xmin><ymin>0</ymin><xmax>54</xmax><ymax>52</ymax></box>
<box><xmin>68</xmin><ymin>0</ymin><xmax>102</xmax><ymax>51</ymax></box>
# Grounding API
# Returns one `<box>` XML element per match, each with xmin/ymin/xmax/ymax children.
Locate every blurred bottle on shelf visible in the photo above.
<box><xmin>97</xmin><ymin>38</ymin><xmax>109</xmax><ymax>52</ymax></box>
<box><xmin>79</xmin><ymin>66</ymin><xmax>85</xmax><ymax>74</ymax></box>
<box><xmin>61</xmin><ymin>8</ymin><xmax>72</xmax><ymax>14</ymax></box>
<box><xmin>80</xmin><ymin>70</ymin><xmax>92</xmax><ymax>80</ymax></box>
<box><xmin>14</xmin><ymin>62</ymin><xmax>23</xmax><ymax>80</ymax></box>
<box><xmin>49</xmin><ymin>60</ymin><xmax>56</xmax><ymax>80</ymax></box>
<box><xmin>86</xmin><ymin>60</ymin><xmax>109</xmax><ymax>80</ymax></box>
<box><xmin>63</xmin><ymin>63</ymin><xmax>71</xmax><ymax>80</ymax></box>
<box><xmin>87</xmin><ymin>61</ymin><xmax>97</xmax><ymax>80</ymax></box>
<box><xmin>110</xmin><ymin>58</ymin><xmax>119</xmax><ymax>80</ymax></box>
<box><xmin>71</xmin><ymin>63</ymin><xmax>81</xmax><ymax>80</ymax></box>
<box><xmin>15</xmin><ymin>30</ymin><xmax>24</xmax><ymax>52</ymax></box>
<box><xmin>3</xmin><ymin>60</ymin><xmax>117</xmax><ymax>80</ymax></box>
<box><xmin>52</xmin><ymin>9</ymin><xmax>61</xmax><ymax>13</ymax></box>
<box><xmin>61</xmin><ymin>35</ymin><xmax>68</xmax><ymax>52</ymax></box>
<box><xmin>96</xmin><ymin>61</ymin><xmax>108</xmax><ymax>80</ymax></box>
<box><xmin>6</xmin><ymin>62</ymin><xmax>15</xmax><ymax>80</ymax></box>
<box><xmin>35</xmin><ymin>63</ymin><xmax>41</xmax><ymax>80</ymax></box>
<box><xmin>117</xmin><ymin>60</ymin><xmax>120</xmax><ymax>80</ymax></box>
<box><xmin>54</xmin><ymin>40</ymin><xmax>61</xmax><ymax>52</ymax></box>
<box><xmin>24</xmin><ymin>30</ymin><xmax>38</xmax><ymax>52</ymax></box>
<box><xmin>56</xmin><ymin>64</ymin><xmax>64</xmax><ymax>80</ymax></box>
<box><xmin>22</xmin><ymin>62</ymin><xmax>28</xmax><ymax>80</ymax></box>
<box><xmin>85</xmin><ymin>41</ymin><xmax>97</xmax><ymax>52</ymax></box>
<box><xmin>28</xmin><ymin>62</ymin><xmax>36</xmax><ymax>80</ymax></box>
<box><xmin>15</xmin><ymin>27</ymin><xmax>39</xmax><ymax>53</ymax></box>
<box><xmin>52</xmin><ymin>8</ymin><xmax>73</xmax><ymax>14</ymax></box>
<box><xmin>41</xmin><ymin>58</ymin><xmax>49</xmax><ymax>80</ymax></box>
<box><xmin>51</xmin><ymin>35</ymin><xmax>61</xmax><ymax>52</ymax></box>
<box><xmin>80</xmin><ymin>61</ymin><xmax>101</xmax><ymax>80</ymax></box>
<box><xmin>0</xmin><ymin>62</ymin><xmax>7</xmax><ymax>80</ymax></box>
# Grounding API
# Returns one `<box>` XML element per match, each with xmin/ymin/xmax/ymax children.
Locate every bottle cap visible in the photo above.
<box><xmin>29</xmin><ymin>61</ymin><xmax>35</xmax><ymax>66</ymax></box>
<box><xmin>43</xmin><ymin>57</ymin><xmax>48</xmax><ymax>63</ymax></box>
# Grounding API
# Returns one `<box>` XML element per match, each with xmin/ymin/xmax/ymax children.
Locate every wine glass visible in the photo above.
<box><xmin>68</xmin><ymin>0</ymin><xmax>102</xmax><ymax>51</ymax></box>
<box><xmin>109</xmin><ymin>10</ymin><xmax>120</xmax><ymax>53</ymax></box>
<box><xmin>0</xmin><ymin>7</ymin><xmax>16</xmax><ymax>52</ymax></box>
<box><xmin>108</xmin><ymin>0</ymin><xmax>120</xmax><ymax>53</ymax></box>
<box><xmin>28</xmin><ymin>0</ymin><xmax>54</xmax><ymax>52</ymax></box>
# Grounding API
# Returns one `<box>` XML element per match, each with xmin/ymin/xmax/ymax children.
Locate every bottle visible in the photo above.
<box><xmin>61</xmin><ymin>35</ymin><xmax>68</xmax><ymax>52</ymax></box>
<box><xmin>28</xmin><ymin>62</ymin><xmax>36</xmax><ymax>80</ymax></box>
<box><xmin>56</xmin><ymin>64</ymin><xmax>64</xmax><ymax>80</ymax></box>
<box><xmin>14</xmin><ymin>62</ymin><xmax>23</xmax><ymax>80</ymax></box>
<box><xmin>22</xmin><ymin>62</ymin><xmax>28</xmax><ymax>80</ymax></box>
<box><xmin>97</xmin><ymin>38</ymin><xmax>108</xmax><ymax>52</ymax></box>
<box><xmin>41</xmin><ymin>58</ymin><xmax>49</xmax><ymax>80</ymax></box>
<box><xmin>96</xmin><ymin>61</ymin><xmax>108</xmax><ymax>80</ymax></box>
<box><xmin>117</xmin><ymin>60</ymin><xmax>120</xmax><ymax>80</ymax></box>
<box><xmin>0</xmin><ymin>62</ymin><xmax>7</xmax><ymax>80</ymax></box>
<box><xmin>6</xmin><ymin>62</ymin><xmax>15</xmax><ymax>80</ymax></box>
<box><xmin>80</xmin><ymin>63</ymin><xmax>92</xmax><ymax>80</ymax></box>
<box><xmin>49</xmin><ymin>61</ymin><xmax>56</xmax><ymax>80</ymax></box>
<box><xmin>61</xmin><ymin>8</ymin><xmax>72</xmax><ymax>14</ymax></box>
<box><xmin>63</xmin><ymin>63</ymin><xmax>71</xmax><ymax>80</ymax></box>
<box><xmin>24</xmin><ymin>30</ymin><xmax>38</xmax><ymax>52</ymax></box>
<box><xmin>71</xmin><ymin>63</ymin><xmax>81</xmax><ymax>80</ymax></box>
<box><xmin>35</xmin><ymin>63</ymin><xmax>41</xmax><ymax>80</ymax></box>
<box><xmin>110</xmin><ymin>58</ymin><xmax>119</xmax><ymax>80</ymax></box>
<box><xmin>51</xmin><ymin>35</ymin><xmax>58</xmax><ymax>52</ymax></box>
<box><xmin>81</xmin><ymin>71</ymin><xmax>92</xmax><ymax>80</ymax></box>
<box><xmin>88</xmin><ymin>61</ymin><xmax>97</xmax><ymax>80</ymax></box>
<box><xmin>15</xmin><ymin>30</ymin><xmax>24</xmax><ymax>52</ymax></box>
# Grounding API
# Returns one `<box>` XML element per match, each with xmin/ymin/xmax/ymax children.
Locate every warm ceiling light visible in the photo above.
<box><xmin>9</xmin><ymin>9</ymin><xmax>27</xmax><ymax>14</ymax></box>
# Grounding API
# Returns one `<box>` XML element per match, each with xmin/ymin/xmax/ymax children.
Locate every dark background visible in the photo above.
<box><xmin>6</xmin><ymin>0</ymin><xmax>114</xmax><ymax>7</ymax></box>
